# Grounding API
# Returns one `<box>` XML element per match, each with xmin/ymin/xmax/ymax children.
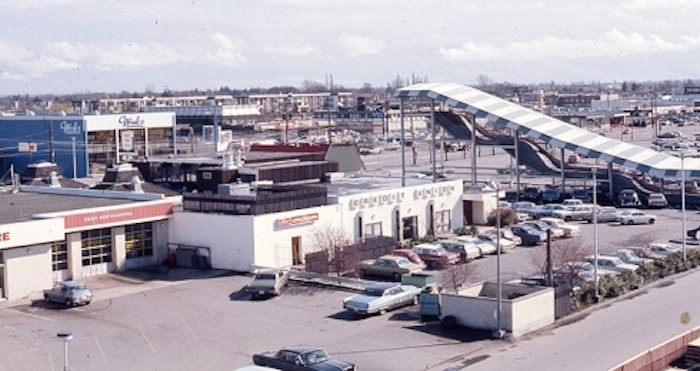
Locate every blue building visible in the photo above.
<box><xmin>0</xmin><ymin>112</ymin><xmax>176</xmax><ymax>178</ymax></box>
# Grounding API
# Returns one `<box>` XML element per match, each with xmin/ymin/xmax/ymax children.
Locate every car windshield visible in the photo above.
<box><xmin>66</xmin><ymin>283</ymin><xmax>87</xmax><ymax>290</ymax></box>
<box><xmin>362</xmin><ymin>287</ymin><xmax>388</xmax><ymax>296</ymax></box>
<box><xmin>255</xmin><ymin>273</ymin><xmax>276</xmax><ymax>280</ymax></box>
<box><xmin>303</xmin><ymin>349</ymin><xmax>330</xmax><ymax>365</ymax></box>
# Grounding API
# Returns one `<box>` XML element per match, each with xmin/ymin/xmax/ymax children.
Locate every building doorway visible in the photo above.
<box><xmin>402</xmin><ymin>216</ymin><xmax>418</xmax><ymax>241</ymax></box>
<box><xmin>291</xmin><ymin>236</ymin><xmax>302</xmax><ymax>265</ymax></box>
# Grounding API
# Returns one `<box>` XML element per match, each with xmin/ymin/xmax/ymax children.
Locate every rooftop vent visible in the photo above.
<box><xmin>130</xmin><ymin>175</ymin><xmax>144</xmax><ymax>193</ymax></box>
<box><xmin>47</xmin><ymin>171</ymin><xmax>61</xmax><ymax>188</ymax></box>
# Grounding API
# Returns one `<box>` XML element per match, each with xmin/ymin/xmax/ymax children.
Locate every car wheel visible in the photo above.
<box><xmin>627</xmin><ymin>220</ymin><xmax>634</xmax><ymax>225</ymax></box>
<box><xmin>85</xmin><ymin>301</ymin><xmax>91</xmax><ymax>306</ymax></box>
<box><xmin>44</xmin><ymin>294</ymin><xmax>50</xmax><ymax>303</ymax></box>
<box><xmin>392</xmin><ymin>272</ymin><xmax>401</xmax><ymax>282</ymax></box>
<box><xmin>379</xmin><ymin>308</ymin><xmax>387</xmax><ymax>315</ymax></box>
<box><xmin>564</xmin><ymin>216</ymin><xmax>572</xmax><ymax>222</ymax></box>
<box><xmin>441</xmin><ymin>315</ymin><xmax>457</xmax><ymax>330</ymax></box>
<box><xmin>429</xmin><ymin>261</ymin><xmax>440</xmax><ymax>270</ymax></box>
<box><xmin>359</xmin><ymin>269</ymin><xmax>367</xmax><ymax>278</ymax></box>
<box><xmin>65</xmin><ymin>299</ymin><xmax>73</xmax><ymax>307</ymax></box>
<box><xmin>649</xmin><ymin>219</ymin><xmax>655</xmax><ymax>224</ymax></box>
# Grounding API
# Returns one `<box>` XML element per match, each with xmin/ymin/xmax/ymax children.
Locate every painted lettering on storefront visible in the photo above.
<box><xmin>64</xmin><ymin>203</ymin><xmax>173</xmax><ymax>229</ymax></box>
<box><xmin>60</xmin><ymin>121</ymin><xmax>82</xmax><ymax>135</ymax></box>
<box><xmin>276</xmin><ymin>213</ymin><xmax>319</xmax><ymax>228</ymax></box>
<box><xmin>413</xmin><ymin>184</ymin><xmax>456</xmax><ymax>201</ymax></box>
<box><xmin>119</xmin><ymin>115</ymin><xmax>145</xmax><ymax>128</ymax></box>
<box><xmin>0</xmin><ymin>231</ymin><xmax>9</xmax><ymax>241</ymax></box>
<box><xmin>349</xmin><ymin>191</ymin><xmax>405</xmax><ymax>211</ymax></box>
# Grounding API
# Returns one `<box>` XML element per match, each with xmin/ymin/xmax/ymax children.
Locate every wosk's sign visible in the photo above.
<box><xmin>64</xmin><ymin>203</ymin><xmax>173</xmax><ymax>230</ymax></box>
<box><xmin>276</xmin><ymin>213</ymin><xmax>319</xmax><ymax>228</ymax></box>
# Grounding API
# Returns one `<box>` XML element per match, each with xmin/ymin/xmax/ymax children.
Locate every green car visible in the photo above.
<box><xmin>358</xmin><ymin>255</ymin><xmax>423</xmax><ymax>281</ymax></box>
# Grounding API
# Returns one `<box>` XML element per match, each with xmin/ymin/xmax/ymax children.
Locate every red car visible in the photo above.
<box><xmin>411</xmin><ymin>243</ymin><xmax>460</xmax><ymax>269</ymax></box>
<box><xmin>392</xmin><ymin>249</ymin><xmax>427</xmax><ymax>268</ymax></box>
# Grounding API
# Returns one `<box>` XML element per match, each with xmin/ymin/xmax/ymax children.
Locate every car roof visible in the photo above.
<box><xmin>366</xmin><ymin>282</ymin><xmax>399</xmax><ymax>291</ymax></box>
<box><xmin>280</xmin><ymin>345</ymin><xmax>325</xmax><ymax>354</ymax></box>
<box><xmin>378</xmin><ymin>255</ymin><xmax>405</xmax><ymax>261</ymax></box>
<box><xmin>61</xmin><ymin>280</ymin><xmax>87</xmax><ymax>287</ymax></box>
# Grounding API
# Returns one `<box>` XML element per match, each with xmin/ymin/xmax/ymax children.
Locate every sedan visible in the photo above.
<box><xmin>509</xmin><ymin>225</ymin><xmax>546</xmax><ymax>246</ymax></box>
<box><xmin>523</xmin><ymin>220</ymin><xmax>565</xmax><ymax>239</ymax></box>
<box><xmin>343</xmin><ymin>283</ymin><xmax>422</xmax><ymax>316</ymax></box>
<box><xmin>617</xmin><ymin>210</ymin><xmax>656</xmax><ymax>225</ymax></box>
<box><xmin>43</xmin><ymin>281</ymin><xmax>93</xmax><ymax>307</ymax></box>
<box><xmin>539</xmin><ymin>217</ymin><xmax>581</xmax><ymax>238</ymax></box>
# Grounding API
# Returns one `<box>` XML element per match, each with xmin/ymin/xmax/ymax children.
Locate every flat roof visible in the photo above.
<box><xmin>0</xmin><ymin>191</ymin><xmax>136</xmax><ymax>224</ymax></box>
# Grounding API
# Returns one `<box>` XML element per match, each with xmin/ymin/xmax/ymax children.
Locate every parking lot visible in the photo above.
<box><xmin>1</xmin><ymin>204</ymin><xmax>697</xmax><ymax>371</ymax></box>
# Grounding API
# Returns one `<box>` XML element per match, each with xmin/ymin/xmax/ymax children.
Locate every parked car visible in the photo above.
<box><xmin>556</xmin><ymin>261</ymin><xmax>619</xmax><ymax>284</ymax></box>
<box><xmin>512</xmin><ymin>201</ymin><xmax>537</xmax><ymax>214</ymax></box>
<box><xmin>618</xmin><ymin>189</ymin><xmax>641</xmax><ymax>207</ymax></box>
<box><xmin>43</xmin><ymin>281</ymin><xmax>92</xmax><ymax>307</ymax></box>
<box><xmin>412</xmin><ymin>243</ymin><xmax>460</xmax><ymax>269</ymax></box>
<box><xmin>391</xmin><ymin>249</ymin><xmax>427</xmax><ymax>268</ymax></box>
<box><xmin>688</xmin><ymin>225</ymin><xmax>700</xmax><ymax>240</ymax></box>
<box><xmin>476</xmin><ymin>232</ymin><xmax>517</xmax><ymax>251</ymax></box>
<box><xmin>253</xmin><ymin>346</ymin><xmax>356</xmax><ymax>371</ymax></box>
<box><xmin>616</xmin><ymin>210</ymin><xmax>656</xmax><ymax>225</ymax></box>
<box><xmin>528</xmin><ymin>204</ymin><xmax>566</xmax><ymax>219</ymax></box>
<box><xmin>523</xmin><ymin>220</ymin><xmax>565</xmax><ymax>239</ymax></box>
<box><xmin>509</xmin><ymin>225</ymin><xmax>546</xmax><ymax>246</ymax></box>
<box><xmin>437</xmin><ymin>239</ymin><xmax>482</xmax><ymax>262</ymax></box>
<box><xmin>561</xmin><ymin>199</ymin><xmax>584</xmax><ymax>207</ymax></box>
<box><xmin>541</xmin><ymin>188</ymin><xmax>563</xmax><ymax>203</ymax></box>
<box><xmin>647</xmin><ymin>242</ymin><xmax>682</xmax><ymax>257</ymax></box>
<box><xmin>552</xmin><ymin>205</ymin><xmax>594</xmax><ymax>222</ymax></box>
<box><xmin>613</xmin><ymin>249</ymin><xmax>654</xmax><ymax>266</ymax></box>
<box><xmin>539</xmin><ymin>217</ymin><xmax>581</xmax><ymax>238</ymax></box>
<box><xmin>646</xmin><ymin>193</ymin><xmax>668</xmax><ymax>208</ymax></box>
<box><xmin>485</xmin><ymin>227</ymin><xmax>523</xmax><ymax>246</ymax></box>
<box><xmin>359</xmin><ymin>255</ymin><xmax>423</xmax><ymax>281</ymax></box>
<box><xmin>453</xmin><ymin>235</ymin><xmax>497</xmax><ymax>255</ymax></box>
<box><xmin>520</xmin><ymin>187</ymin><xmax>541</xmax><ymax>202</ymax></box>
<box><xmin>342</xmin><ymin>283</ymin><xmax>422</xmax><ymax>316</ymax></box>
<box><xmin>586</xmin><ymin>255</ymin><xmax>639</xmax><ymax>273</ymax></box>
<box><xmin>245</xmin><ymin>270</ymin><xmax>290</xmax><ymax>299</ymax></box>
<box><xmin>571</xmin><ymin>189</ymin><xmax>592</xmax><ymax>203</ymax></box>
<box><xmin>584</xmin><ymin>206</ymin><xmax>619</xmax><ymax>223</ymax></box>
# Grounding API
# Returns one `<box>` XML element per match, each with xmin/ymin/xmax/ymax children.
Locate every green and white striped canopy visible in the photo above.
<box><xmin>396</xmin><ymin>82</ymin><xmax>699</xmax><ymax>180</ymax></box>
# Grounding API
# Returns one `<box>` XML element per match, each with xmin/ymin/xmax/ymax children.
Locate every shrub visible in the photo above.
<box><xmin>487</xmin><ymin>208</ymin><xmax>518</xmax><ymax>227</ymax></box>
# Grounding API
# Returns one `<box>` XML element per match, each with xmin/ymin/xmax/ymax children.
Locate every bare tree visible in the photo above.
<box><xmin>308</xmin><ymin>224</ymin><xmax>354</xmax><ymax>276</ymax></box>
<box><xmin>439</xmin><ymin>263</ymin><xmax>476</xmax><ymax>293</ymax></box>
<box><xmin>528</xmin><ymin>238</ymin><xmax>589</xmax><ymax>286</ymax></box>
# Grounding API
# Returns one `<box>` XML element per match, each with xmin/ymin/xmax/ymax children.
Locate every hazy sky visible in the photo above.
<box><xmin>2</xmin><ymin>0</ymin><xmax>700</xmax><ymax>96</ymax></box>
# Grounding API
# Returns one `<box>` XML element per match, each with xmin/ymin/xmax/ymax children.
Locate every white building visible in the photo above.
<box><xmin>169</xmin><ymin>178</ymin><xmax>464</xmax><ymax>272</ymax></box>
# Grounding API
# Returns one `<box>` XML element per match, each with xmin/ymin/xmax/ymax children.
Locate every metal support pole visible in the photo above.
<box><xmin>514</xmin><ymin>132</ymin><xmax>520</xmax><ymax>201</ymax></box>
<box><xmin>494</xmin><ymin>181</ymin><xmax>503</xmax><ymax>338</ymax></box>
<box><xmin>400</xmin><ymin>98</ymin><xmax>406</xmax><ymax>187</ymax></box>
<box><xmin>608</xmin><ymin>162</ymin><xmax>614</xmax><ymax>202</ymax></box>
<box><xmin>593</xmin><ymin>168</ymin><xmax>600</xmax><ymax>301</ymax></box>
<box><xmin>560</xmin><ymin>148</ymin><xmax>566</xmax><ymax>191</ymax></box>
<box><xmin>682</xmin><ymin>154</ymin><xmax>687</xmax><ymax>262</ymax></box>
<box><xmin>71</xmin><ymin>137</ymin><xmax>77</xmax><ymax>179</ymax></box>
<box><xmin>471</xmin><ymin>114</ymin><xmax>477</xmax><ymax>185</ymax></box>
<box><xmin>431</xmin><ymin>100</ymin><xmax>437</xmax><ymax>183</ymax></box>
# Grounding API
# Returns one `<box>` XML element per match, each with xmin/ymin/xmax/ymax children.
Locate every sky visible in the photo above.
<box><xmin>2</xmin><ymin>0</ymin><xmax>700</xmax><ymax>96</ymax></box>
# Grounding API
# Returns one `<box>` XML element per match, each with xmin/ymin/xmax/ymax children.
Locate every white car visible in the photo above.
<box><xmin>648</xmin><ymin>242</ymin><xmax>682</xmax><ymax>257</ymax></box>
<box><xmin>539</xmin><ymin>217</ymin><xmax>581</xmax><ymax>238</ymax></box>
<box><xmin>586</xmin><ymin>255</ymin><xmax>639</xmax><ymax>273</ymax></box>
<box><xmin>617</xmin><ymin>210</ymin><xmax>656</xmax><ymax>225</ymax></box>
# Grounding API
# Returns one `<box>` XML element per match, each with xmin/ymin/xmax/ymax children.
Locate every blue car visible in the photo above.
<box><xmin>509</xmin><ymin>225</ymin><xmax>545</xmax><ymax>246</ymax></box>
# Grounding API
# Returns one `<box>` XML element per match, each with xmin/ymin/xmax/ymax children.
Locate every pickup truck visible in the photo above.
<box><xmin>252</xmin><ymin>346</ymin><xmax>356</xmax><ymax>371</ymax></box>
<box><xmin>245</xmin><ymin>270</ymin><xmax>290</xmax><ymax>299</ymax></box>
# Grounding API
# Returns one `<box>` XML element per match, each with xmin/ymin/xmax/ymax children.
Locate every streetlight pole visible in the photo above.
<box><xmin>491</xmin><ymin>180</ymin><xmax>504</xmax><ymax>339</ymax></box>
<box><xmin>592</xmin><ymin>168</ymin><xmax>600</xmax><ymax>301</ymax></box>
<box><xmin>57</xmin><ymin>330</ymin><xmax>73</xmax><ymax>371</ymax></box>
<box><xmin>682</xmin><ymin>153</ymin><xmax>687</xmax><ymax>262</ymax></box>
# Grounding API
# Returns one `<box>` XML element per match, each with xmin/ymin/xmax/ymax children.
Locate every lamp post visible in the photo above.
<box><xmin>682</xmin><ymin>153</ymin><xmax>687</xmax><ymax>262</ymax></box>
<box><xmin>490</xmin><ymin>180</ymin><xmax>504</xmax><ymax>339</ymax></box>
<box><xmin>592</xmin><ymin>168</ymin><xmax>600</xmax><ymax>301</ymax></box>
<box><xmin>57</xmin><ymin>330</ymin><xmax>73</xmax><ymax>371</ymax></box>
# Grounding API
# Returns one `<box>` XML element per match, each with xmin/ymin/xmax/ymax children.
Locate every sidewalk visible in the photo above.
<box><xmin>0</xmin><ymin>266</ymin><xmax>232</xmax><ymax>310</ymax></box>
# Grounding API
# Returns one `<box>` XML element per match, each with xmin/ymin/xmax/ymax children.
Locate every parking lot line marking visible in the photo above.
<box><xmin>4</xmin><ymin>309</ymin><xmax>56</xmax><ymax>322</ymax></box>
<box><xmin>179</xmin><ymin>316</ymin><xmax>198</xmax><ymax>341</ymax></box>
<box><xmin>138</xmin><ymin>326</ymin><xmax>156</xmax><ymax>353</ymax></box>
<box><xmin>94</xmin><ymin>334</ymin><xmax>109</xmax><ymax>366</ymax></box>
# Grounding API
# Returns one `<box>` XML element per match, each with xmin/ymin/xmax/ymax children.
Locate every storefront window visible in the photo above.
<box><xmin>51</xmin><ymin>240</ymin><xmax>68</xmax><ymax>271</ymax></box>
<box><xmin>125</xmin><ymin>223</ymin><xmax>153</xmax><ymax>258</ymax></box>
<box><xmin>148</xmin><ymin>128</ymin><xmax>174</xmax><ymax>156</ymax></box>
<box><xmin>81</xmin><ymin>228</ymin><xmax>113</xmax><ymax>266</ymax></box>
<box><xmin>364</xmin><ymin>222</ymin><xmax>382</xmax><ymax>238</ymax></box>
<box><xmin>87</xmin><ymin>131</ymin><xmax>117</xmax><ymax>174</ymax></box>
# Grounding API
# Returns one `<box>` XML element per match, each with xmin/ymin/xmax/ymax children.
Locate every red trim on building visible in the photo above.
<box><xmin>64</xmin><ymin>203</ymin><xmax>173</xmax><ymax>229</ymax></box>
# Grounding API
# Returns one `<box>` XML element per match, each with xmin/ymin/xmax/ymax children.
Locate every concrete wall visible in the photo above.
<box><xmin>441</xmin><ymin>282</ymin><xmax>555</xmax><ymax>337</ymax></box>
<box><xmin>4</xmin><ymin>244</ymin><xmax>52</xmax><ymax>300</ymax></box>
<box><xmin>169</xmin><ymin>212</ymin><xmax>255</xmax><ymax>272</ymax></box>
